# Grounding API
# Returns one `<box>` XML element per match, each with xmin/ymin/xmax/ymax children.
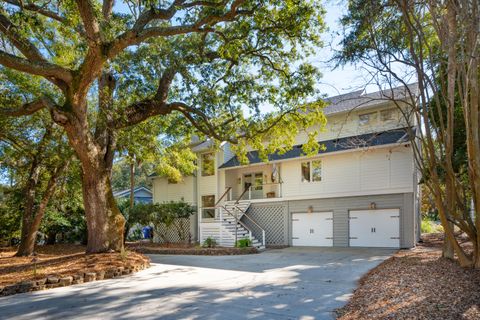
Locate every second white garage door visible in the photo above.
<box><xmin>349</xmin><ymin>209</ymin><xmax>400</xmax><ymax>248</ymax></box>
<box><xmin>292</xmin><ymin>212</ymin><xmax>333</xmax><ymax>246</ymax></box>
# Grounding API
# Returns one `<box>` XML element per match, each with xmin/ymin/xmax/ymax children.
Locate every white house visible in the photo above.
<box><xmin>150</xmin><ymin>86</ymin><xmax>421</xmax><ymax>249</ymax></box>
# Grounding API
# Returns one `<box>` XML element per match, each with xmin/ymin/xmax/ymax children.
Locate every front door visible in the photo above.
<box><xmin>243</xmin><ymin>173</ymin><xmax>263</xmax><ymax>199</ymax></box>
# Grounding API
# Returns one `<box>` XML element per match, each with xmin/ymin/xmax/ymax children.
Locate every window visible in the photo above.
<box><xmin>202</xmin><ymin>195</ymin><xmax>215</xmax><ymax>219</ymax></box>
<box><xmin>301</xmin><ymin>160</ymin><xmax>322</xmax><ymax>182</ymax></box>
<box><xmin>201</xmin><ymin>153</ymin><xmax>215</xmax><ymax>176</ymax></box>
<box><xmin>311</xmin><ymin>160</ymin><xmax>322</xmax><ymax>182</ymax></box>
<box><xmin>254</xmin><ymin>173</ymin><xmax>263</xmax><ymax>190</ymax></box>
<box><xmin>359</xmin><ymin>112</ymin><xmax>377</xmax><ymax>126</ymax></box>
<box><xmin>301</xmin><ymin>162</ymin><xmax>311</xmax><ymax>182</ymax></box>
<box><xmin>380</xmin><ymin>109</ymin><xmax>396</xmax><ymax>121</ymax></box>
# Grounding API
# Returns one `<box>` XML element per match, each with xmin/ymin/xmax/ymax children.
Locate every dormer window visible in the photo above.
<box><xmin>359</xmin><ymin>112</ymin><xmax>377</xmax><ymax>126</ymax></box>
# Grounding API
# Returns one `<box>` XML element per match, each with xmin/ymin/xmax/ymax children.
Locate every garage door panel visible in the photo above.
<box><xmin>292</xmin><ymin>212</ymin><xmax>333</xmax><ymax>247</ymax></box>
<box><xmin>349</xmin><ymin>209</ymin><xmax>400</xmax><ymax>248</ymax></box>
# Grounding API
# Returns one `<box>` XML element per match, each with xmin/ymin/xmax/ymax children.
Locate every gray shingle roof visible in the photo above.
<box><xmin>322</xmin><ymin>84</ymin><xmax>418</xmax><ymax>115</ymax></box>
<box><xmin>218</xmin><ymin>128</ymin><xmax>413</xmax><ymax>169</ymax></box>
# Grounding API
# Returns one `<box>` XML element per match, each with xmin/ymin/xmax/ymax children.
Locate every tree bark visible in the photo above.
<box><xmin>15</xmin><ymin>158</ymin><xmax>70</xmax><ymax>256</ymax></box>
<box><xmin>81</xmin><ymin>162</ymin><xmax>125</xmax><ymax>253</ymax></box>
<box><xmin>129</xmin><ymin>156</ymin><xmax>135</xmax><ymax>210</ymax></box>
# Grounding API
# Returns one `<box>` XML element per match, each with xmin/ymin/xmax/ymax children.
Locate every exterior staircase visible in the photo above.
<box><xmin>219</xmin><ymin>201</ymin><xmax>265</xmax><ymax>250</ymax></box>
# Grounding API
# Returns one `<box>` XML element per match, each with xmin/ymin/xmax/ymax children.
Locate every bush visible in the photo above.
<box><xmin>203</xmin><ymin>237</ymin><xmax>217</xmax><ymax>248</ymax></box>
<box><xmin>236</xmin><ymin>238</ymin><xmax>251</xmax><ymax>248</ymax></box>
<box><xmin>421</xmin><ymin>219</ymin><xmax>444</xmax><ymax>233</ymax></box>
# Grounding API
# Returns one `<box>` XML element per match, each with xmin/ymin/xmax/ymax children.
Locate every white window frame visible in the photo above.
<box><xmin>358</xmin><ymin>111</ymin><xmax>378</xmax><ymax>126</ymax></box>
<box><xmin>201</xmin><ymin>194</ymin><xmax>216</xmax><ymax>219</ymax></box>
<box><xmin>301</xmin><ymin>159</ymin><xmax>322</xmax><ymax>183</ymax></box>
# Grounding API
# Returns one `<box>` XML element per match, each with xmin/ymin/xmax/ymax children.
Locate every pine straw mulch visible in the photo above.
<box><xmin>336</xmin><ymin>233</ymin><xmax>480</xmax><ymax>320</ymax></box>
<box><xmin>126</xmin><ymin>241</ymin><xmax>258</xmax><ymax>255</ymax></box>
<box><xmin>0</xmin><ymin>244</ymin><xmax>150</xmax><ymax>287</ymax></box>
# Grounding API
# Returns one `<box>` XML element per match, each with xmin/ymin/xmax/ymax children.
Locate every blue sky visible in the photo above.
<box><xmin>310</xmin><ymin>0</ymin><xmax>376</xmax><ymax>97</ymax></box>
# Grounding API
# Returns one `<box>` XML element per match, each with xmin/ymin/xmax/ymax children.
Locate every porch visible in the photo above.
<box><xmin>222</xmin><ymin>162</ymin><xmax>283</xmax><ymax>201</ymax></box>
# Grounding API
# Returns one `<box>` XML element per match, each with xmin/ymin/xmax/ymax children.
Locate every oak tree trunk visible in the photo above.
<box><xmin>15</xmin><ymin>213</ymin><xmax>41</xmax><ymax>256</ymax></box>
<box><xmin>82</xmin><ymin>165</ymin><xmax>125</xmax><ymax>253</ymax></box>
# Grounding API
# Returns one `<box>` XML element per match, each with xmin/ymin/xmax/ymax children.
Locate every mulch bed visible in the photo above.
<box><xmin>0</xmin><ymin>244</ymin><xmax>150</xmax><ymax>296</ymax></box>
<box><xmin>127</xmin><ymin>242</ymin><xmax>258</xmax><ymax>255</ymax></box>
<box><xmin>336</xmin><ymin>233</ymin><xmax>480</xmax><ymax>320</ymax></box>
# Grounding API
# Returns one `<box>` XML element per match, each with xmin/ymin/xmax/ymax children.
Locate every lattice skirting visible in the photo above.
<box><xmin>153</xmin><ymin>218</ymin><xmax>191</xmax><ymax>243</ymax></box>
<box><xmin>243</xmin><ymin>204</ymin><xmax>287</xmax><ymax>245</ymax></box>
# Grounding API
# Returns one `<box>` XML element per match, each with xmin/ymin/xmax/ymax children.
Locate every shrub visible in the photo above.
<box><xmin>421</xmin><ymin>219</ymin><xmax>444</xmax><ymax>233</ymax></box>
<box><xmin>203</xmin><ymin>237</ymin><xmax>217</xmax><ymax>248</ymax></box>
<box><xmin>236</xmin><ymin>238</ymin><xmax>251</xmax><ymax>248</ymax></box>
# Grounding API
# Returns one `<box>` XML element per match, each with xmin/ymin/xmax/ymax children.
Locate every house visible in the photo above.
<box><xmin>113</xmin><ymin>187</ymin><xmax>153</xmax><ymax>204</ymax></box>
<box><xmin>150</xmin><ymin>86</ymin><xmax>421</xmax><ymax>250</ymax></box>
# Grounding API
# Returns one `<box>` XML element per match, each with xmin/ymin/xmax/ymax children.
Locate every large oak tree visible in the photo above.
<box><xmin>0</xmin><ymin>1</ymin><xmax>326</xmax><ymax>253</ymax></box>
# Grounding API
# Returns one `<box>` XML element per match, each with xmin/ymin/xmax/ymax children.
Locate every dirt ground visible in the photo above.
<box><xmin>0</xmin><ymin>244</ymin><xmax>149</xmax><ymax>287</ymax></box>
<box><xmin>336</xmin><ymin>233</ymin><xmax>480</xmax><ymax>320</ymax></box>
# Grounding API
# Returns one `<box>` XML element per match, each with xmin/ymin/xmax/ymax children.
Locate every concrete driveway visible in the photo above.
<box><xmin>0</xmin><ymin>247</ymin><xmax>394</xmax><ymax>320</ymax></box>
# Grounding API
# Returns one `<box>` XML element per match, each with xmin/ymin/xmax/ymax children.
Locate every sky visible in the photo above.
<box><xmin>312</xmin><ymin>0</ymin><xmax>368</xmax><ymax>97</ymax></box>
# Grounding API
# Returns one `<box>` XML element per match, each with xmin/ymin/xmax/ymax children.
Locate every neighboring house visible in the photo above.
<box><xmin>113</xmin><ymin>187</ymin><xmax>153</xmax><ymax>204</ymax></box>
<box><xmin>150</xmin><ymin>85</ymin><xmax>421</xmax><ymax>250</ymax></box>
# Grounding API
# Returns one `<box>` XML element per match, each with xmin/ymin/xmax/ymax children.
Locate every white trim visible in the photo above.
<box><xmin>225</xmin><ymin>187</ymin><xmax>413</xmax><ymax>204</ymax></box>
<box><xmin>219</xmin><ymin>142</ymin><xmax>411</xmax><ymax>171</ymax></box>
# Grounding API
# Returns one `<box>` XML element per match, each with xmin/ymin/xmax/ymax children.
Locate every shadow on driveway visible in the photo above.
<box><xmin>0</xmin><ymin>247</ymin><xmax>394</xmax><ymax>320</ymax></box>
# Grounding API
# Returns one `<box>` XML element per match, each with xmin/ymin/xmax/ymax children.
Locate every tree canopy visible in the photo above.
<box><xmin>0</xmin><ymin>1</ymin><xmax>327</xmax><ymax>253</ymax></box>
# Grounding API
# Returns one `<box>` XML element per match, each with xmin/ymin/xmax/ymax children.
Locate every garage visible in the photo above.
<box><xmin>349</xmin><ymin>209</ymin><xmax>400</xmax><ymax>248</ymax></box>
<box><xmin>292</xmin><ymin>212</ymin><xmax>333</xmax><ymax>246</ymax></box>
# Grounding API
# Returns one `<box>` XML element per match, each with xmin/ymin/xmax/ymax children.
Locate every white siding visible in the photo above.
<box><xmin>294</xmin><ymin>103</ymin><xmax>411</xmax><ymax>145</ymax></box>
<box><xmin>152</xmin><ymin>176</ymin><xmax>196</xmax><ymax>204</ymax></box>
<box><xmin>281</xmin><ymin>146</ymin><xmax>413</xmax><ymax>199</ymax></box>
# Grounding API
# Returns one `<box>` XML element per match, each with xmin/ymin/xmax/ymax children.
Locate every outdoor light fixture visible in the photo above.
<box><xmin>370</xmin><ymin>202</ymin><xmax>377</xmax><ymax>209</ymax></box>
<box><xmin>307</xmin><ymin>205</ymin><xmax>314</xmax><ymax>213</ymax></box>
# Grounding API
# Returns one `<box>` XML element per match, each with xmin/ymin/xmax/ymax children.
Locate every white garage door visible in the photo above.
<box><xmin>292</xmin><ymin>212</ymin><xmax>333</xmax><ymax>246</ymax></box>
<box><xmin>349</xmin><ymin>209</ymin><xmax>400</xmax><ymax>248</ymax></box>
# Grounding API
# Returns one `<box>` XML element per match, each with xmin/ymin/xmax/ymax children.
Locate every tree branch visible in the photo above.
<box><xmin>2</xmin><ymin>0</ymin><xmax>68</xmax><ymax>24</ymax></box>
<box><xmin>0</xmin><ymin>50</ymin><xmax>73</xmax><ymax>83</ymax></box>
<box><xmin>0</xmin><ymin>11</ymin><xmax>46</xmax><ymax>62</ymax></box>
<box><xmin>114</xmin><ymin>68</ymin><xmax>177</xmax><ymax>128</ymax></box>
<box><xmin>0</xmin><ymin>97</ymin><xmax>55</xmax><ymax>117</ymax></box>
<box><xmin>75</xmin><ymin>0</ymin><xmax>101</xmax><ymax>45</ymax></box>
<box><xmin>107</xmin><ymin>0</ymin><xmax>249</xmax><ymax>59</ymax></box>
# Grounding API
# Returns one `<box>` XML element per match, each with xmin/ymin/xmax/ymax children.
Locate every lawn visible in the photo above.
<box><xmin>336</xmin><ymin>233</ymin><xmax>480</xmax><ymax>320</ymax></box>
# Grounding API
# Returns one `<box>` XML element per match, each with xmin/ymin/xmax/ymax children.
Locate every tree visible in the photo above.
<box><xmin>337</xmin><ymin>0</ymin><xmax>479</xmax><ymax>267</ymax></box>
<box><xmin>0</xmin><ymin>111</ymin><xmax>74</xmax><ymax>256</ymax></box>
<box><xmin>0</xmin><ymin>1</ymin><xmax>326</xmax><ymax>253</ymax></box>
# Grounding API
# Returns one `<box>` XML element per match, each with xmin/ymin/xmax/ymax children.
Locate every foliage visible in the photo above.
<box><xmin>0</xmin><ymin>188</ymin><xmax>22</xmax><ymax>243</ymax></box>
<box><xmin>421</xmin><ymin>219</ymin><xmax>444</xmax><ymax>234</ymax></box>
<box><xmin>203</xmin><ymin>237</ymin><xmax>217</xmax><ymax>248</ymax></box>
<box><xmin>337</xmin><ymin>0</ymin><xmax>480</xmax><ymax>267</ymax></box>
<box><xmin>127</xmin><ymin>228</ymin><xmax>143</xmax><ymax>242</ymax></box>
<box><xmin>0</xmin><ymin>1</ymin><xmax>328</xmax><ymax>252</ymax></box>
<box><xmin>236</xmin><ymin>238</ymin><xmax>251</xmax><ymax>248</ymax></box>
<box><xmin>111</xmin><ymin>159</ymin><xmax>153</xmax><ymax>191</ymax></box>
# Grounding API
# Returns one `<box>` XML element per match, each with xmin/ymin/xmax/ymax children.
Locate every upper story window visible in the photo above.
<box><xmin>301</xmin><ymin>160</ymin><xmax>322</xmax><ymax>182</ymax></box>
<box><xmin>201</xmin><ymin>152</ymin><xmax>215</xmax><ymax>176</ymax></box>
<box><xmin>359</xmin><ymin>112</ymin><xmax>377</xmax><ymax>126</ymax></box>
<box><xmin>380</xmin><ymin>108</ymin><xmax>396</xmax><ymax>121</ymax></box>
